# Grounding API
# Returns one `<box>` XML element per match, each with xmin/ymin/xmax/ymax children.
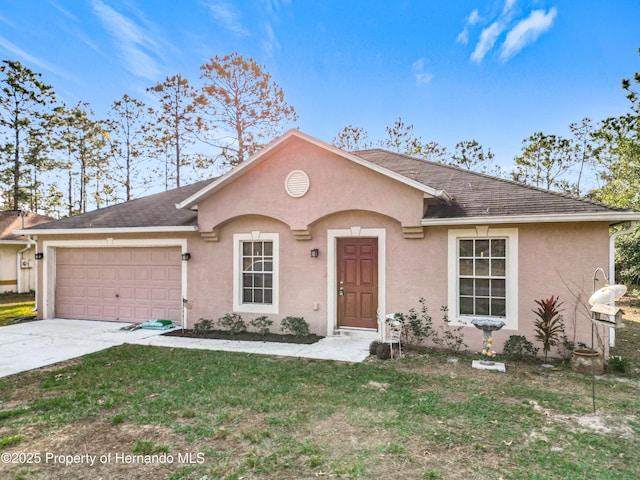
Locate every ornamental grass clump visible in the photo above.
<box><xmin>532</xmin><ymin>295</ymin><xmax>565</xmax><ymax>361</ymax></box>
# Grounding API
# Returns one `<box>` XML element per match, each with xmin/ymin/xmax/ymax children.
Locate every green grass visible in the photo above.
<box><xmin>0</xmin><ymin>344</ymin><xmax>638</xmax><ymax>479</ymax></box>
<box><xmin>0</xmin><ymin>292</ymin><xmax>35</xmax><ymax>326</ymax></box>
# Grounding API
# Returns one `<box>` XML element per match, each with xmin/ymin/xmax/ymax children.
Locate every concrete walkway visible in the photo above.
<box><xmin>0</xmin><ymin>319</ymin><xmax>371</xmax><ymax>378</ymax></box>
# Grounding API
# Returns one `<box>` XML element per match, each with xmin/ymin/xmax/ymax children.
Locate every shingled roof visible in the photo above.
<box><xmin>26</xmin><ymin>178</ymin><xmax>216</xmax><ymax>231</ymax></box>
<box><xmin>355</xmin><ymin>149</ymin><xmax>630</xmax><ymax>224</ymax></box>
<box><xmin>0</xmin><ymin>211</ymin><xmax>54</xmax><ymax>240</ymax></box>
<box><xmin>21</xmin><ymin>141</ymin><xmax>637</xmax><ymax>234</ymax></box>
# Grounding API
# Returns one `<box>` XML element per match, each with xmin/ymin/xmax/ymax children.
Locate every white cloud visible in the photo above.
<box><xmin>502</xmin><ymin>0</ymin><xmax>517</xmax><ymax>16</ymax></box>
<box><xmin>471</xmin><ymin>21</ymin><xmax>505</xmax><ymax>64</ymax></box>
<box><xmin>461</xmin><ymin>1</ymin><xmax>557</xmax><ymax>64</ymax></box>
<box><xmin>412</xmin><ymin>58</ymin><xmax>433</xmax><ymax>86</ymax></box>
<box><xmin>262</xmin><ymin>22</ymin><xmax>281</xmax><ymax>57</ymax></box>
<box><xmin>203</xmin><ymin>0</ymin><xmax>248</xmax><ymax>36</ymax></box>
<box><xmin>500</xmin><ymin>7</ymin><xmax>557</xmax><ymax>61</ymax></box>
<box><xmin>456</xmin><ymin>9</ymin><xmax>482</xmax><ymax>45</ymax></box>
<box><xmin>91</xmin><ymin>0</ymin><xmax>161</xmax><ymax>80</ymax></box>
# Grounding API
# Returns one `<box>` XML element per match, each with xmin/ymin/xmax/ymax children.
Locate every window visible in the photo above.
<box><xmin>458</xmin><ymin>238</ymin><xmax>506</xmax><ymax>317</ymax></box>
<box><xmin>233</xmin><ymin>233</ymin><xmax>279</xmax><ymax>314</ymax></box>
<box><xmin>447</xmin><ymin>228</ymin><xmax>518</xmax><ymax>328</ymax></box>
<box><xmin>241</xmin><ymin>241</ymin><xmax>273</xmax><ymax>305</ymax></box>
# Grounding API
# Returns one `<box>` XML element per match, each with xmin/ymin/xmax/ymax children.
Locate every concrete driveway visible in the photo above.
<box><xmin>0</xmin><ymin>319</ymin><xmax>167</xmax><ymax>378</ymax></box>
<box><xmin>0</xmin><ymin>319</ymin><xmax>372</xmax><ymax>378</ymax></box>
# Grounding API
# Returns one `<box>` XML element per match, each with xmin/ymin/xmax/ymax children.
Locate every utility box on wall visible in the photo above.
<box><xmin>20</xmin><ymin>259</ymin><xmax>34</xmax><ymax>269</ymax></box>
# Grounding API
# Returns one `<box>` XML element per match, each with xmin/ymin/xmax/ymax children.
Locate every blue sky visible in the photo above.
<box><xmin>1</xmin><ymin>0</ymin><xmax>639</xmax><ymax>171</ymax></box>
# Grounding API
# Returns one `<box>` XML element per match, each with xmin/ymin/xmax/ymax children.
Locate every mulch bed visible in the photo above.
<box><xmin>162</xmin><ymin>328</ymin><xmax>324</xmax><ymax>344</ymax></box>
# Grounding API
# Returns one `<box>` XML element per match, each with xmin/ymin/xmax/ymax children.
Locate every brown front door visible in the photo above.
<box><xmin>337</xmin><ymin>238</ymin><xmax>378</xmax><ymax>329</ymax></box>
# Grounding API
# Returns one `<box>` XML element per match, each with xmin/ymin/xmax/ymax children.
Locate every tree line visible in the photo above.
<box><xmin>0</xmin><ymin>53</ymin><xmax>297</xmax><ymax>217</ymax></box>
<box><xmin>1</xmin><ymin>49</ymin><xmax>638</xmax><ymax>220</ymax></box>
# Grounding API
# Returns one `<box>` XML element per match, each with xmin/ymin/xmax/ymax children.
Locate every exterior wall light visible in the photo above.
<box><xmin>310</xmin><ymin>248</ymin><xmax>319</xmax><ymax>258</ymax></box>
<box><xmin>182</xmin><ymin>252</ymin><xmax>191</xmax><ymax>261</ymax></box>
<box><xmin>34</xmin><ymin>252</ymin><xmax>44</xmax><ymax>260</ymax></box>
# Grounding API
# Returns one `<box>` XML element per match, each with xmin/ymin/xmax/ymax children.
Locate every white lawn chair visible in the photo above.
<box><xmin>377</xmin><ymin>309</ymin><xmax>403</xmax><ymax>359</ymax></box>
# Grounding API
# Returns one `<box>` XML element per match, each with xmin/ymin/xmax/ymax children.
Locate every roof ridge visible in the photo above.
<box><xmin>354</xmin><ymin>148</ymin><xmax>625</xmax><ymax>212</ymax></box>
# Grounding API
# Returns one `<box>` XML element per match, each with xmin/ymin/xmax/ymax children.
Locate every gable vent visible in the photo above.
<box><xmin>285</xmin><ymin>170</ymin><xmax>310</xmax><ymax>198</ymax></box>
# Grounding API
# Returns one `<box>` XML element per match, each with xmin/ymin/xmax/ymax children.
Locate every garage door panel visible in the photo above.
<box><xmin>135</xmin><ymin>269</ymin><xmax>150</xmax><ymax>281</ymax></box>
<box><xmin>118</xmin><ymin>287</ymin><xmax>134</xmax><ymax>300</ymax></box>
<box><xmin>55</xmin><ymin>247</ymin><xmax>182</xmax><ymax>323</ymax></box>
<box><xmin>102</xmin><ymin>268</ymin><xmax>118</xmax><ymax>281</ymax></box>
<box><xmin>151</xmin><ymin>288</ymin><xmax>169</xmax><ymax>301</ymax></box>
<box><xmin>167</xmin><ymin>268</ymin><xmax>181</xmax><ymax>282</ymax></box>
<box><xmin>135</xmin><ymin>288</ymin><xmax>150</xmax><ymax>301</ymax></box>
<box><xmin>86</xmin><ymin>286</ymin><xmax>103</xmax><ymax>298</ymax></box>
<box><xmin>117</xmin><ymin>268</ymin><xmax>134</xmax><ymax>282</ymax></box>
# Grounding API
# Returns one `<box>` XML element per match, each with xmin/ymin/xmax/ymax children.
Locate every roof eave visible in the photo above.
<box><xmin>0</xmin><ymin>239</ymin><xmax>33</xmax><ymax>244</ymax></box>
<box><xmin>14</xmin><ymin>226</ymin><xmax>199</xmax><ymax>236</ymax></box>
<box><xmin>421</xmin><ymin>212</ymin><xmax>640</xmax><ymax>226</ymax></box>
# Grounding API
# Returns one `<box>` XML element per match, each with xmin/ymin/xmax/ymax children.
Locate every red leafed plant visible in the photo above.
<box><xmin>532</xmin><ymin>296</ymin><xmax>565</xmax><ymax>361</ymax></box>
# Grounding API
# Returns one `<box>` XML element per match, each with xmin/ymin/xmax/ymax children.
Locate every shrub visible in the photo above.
<box><xmin>615</xmin><ymin>231</ymin><xmax>640</xmax><ymax>287</ymax></box>
<box><xmin>608</xmin><ymin>355</ymin><xmax>632</xmax><ymax>374</ymax></box>
<box><xmin>392</xmin><ymin>298</ymin><xmax>434</xmax><ymax>346</ymax></box>
<box><xmin>432</xmin><ymin>306</ymin><xmax>467</xmax><ymax>353</ymax></box>
<box><xmin>194</xmin><ymin>318</ymin><xmax>214</xmax><ymax>334</ymax></box>
<box><xmin>217</xmin><ymin>313</ymin><xmax>247</xmax><ymax>335</ymax></box>
<box><xmin>502</xmin><ymin>335</ymin><xmax>539</xmax><ymax>361</ymax></box>
<box><xmin>376</xmin><ymin>342</ymin><xmax>391</xmax><ymax>360</ymax></box>
<box><xmin>532</xmin><ymin>296</ymin><xmax>565</xmax><ymax>361</ymax></box>
<box><xmin>249</xmin><ymin>315</ymin><xmax>273</xmax><ymax>336</ymax></box>
<box><xmin>280</xmin><ymin>316</ymin><xmax>310</xmax><ymax>336</ymax></box>
<box><xmin>369</xmin><ymin>341</ymin><xmax>382</xmax><ymax>355</ymax></box>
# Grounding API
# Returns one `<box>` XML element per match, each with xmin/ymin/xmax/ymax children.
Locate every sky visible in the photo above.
<box><xmin>0</xmin><ymin>0</ymin><xmax>639</xmax><ymax>174</ymax></box>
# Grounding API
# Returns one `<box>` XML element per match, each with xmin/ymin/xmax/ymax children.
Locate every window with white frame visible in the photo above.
<box><xmin>241</xmin><ymin>240</ymin><xmax>273</xmax><ymax>305</ymax></box>
<box><xmin>458</xmin><ymin>238</ymin><xmax>506</xmax><ymax>317</ymax></box>
<box><xmin>447</xmin><ymin>228</ymin><xmax>518</xmax><ymax>328</ymax></box>
<box><xmin>233</xmin><ymin>233</ymin><xmax>279</xmax><ymax>314</ymax></box>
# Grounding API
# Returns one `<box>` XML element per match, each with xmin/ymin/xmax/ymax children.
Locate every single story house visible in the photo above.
<box><xmin>18</xmin><ymin>130</ymin><xmax>640</xmax><ymax>356</ymax></box>
<box><xmin>1</xmin><ymin>210</ymin><xmax>54</xmax><ymax>294</ymax></box>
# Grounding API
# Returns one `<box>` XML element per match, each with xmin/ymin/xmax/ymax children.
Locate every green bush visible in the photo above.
<box><xmin>376</xmin><ymin>342</ymin><xmax>391</xmax><ymax>360</ymax></box>
<box><xmin>392</xmin><ymin>297</ymin><xmax>434</xmax><ymax>346</ymax></box>
<box><xmin>431</xmin><ymin>306</ymin><xmax>467</xmax><ymax>353</ymax></box>
<box><xmin>503</xmin><ymin>335</ymin><xmax>539</xmax><ymax>361</ymax></box>
<box><xmin>280</xmin><ymin>316</ymin><xmax>310</xmax><ymax>336</ymax></box>
<box><xmin>608</xmin><ymin>355</ymin><xmax>632</xmax><ymax>374</ymax></box>
<box><xmin>369</xmin><ymin>341</ymin><xmax>382</xmax><ymax>355</ymax></box>
<box><xmin>249</xmin><ymin>315</ymin><xmax>273</xmax><ymax>336</ymax></box>
<box><xmin>194</xmin><ymin>318</ymin><xmax>214</xmax><ymax>334</ymax></box>
<box><xmin>217</xmin><ymin>313</ymin><xmax>246</xmax><ymax>335</ymax></box>
<box><xmin>615</xmin><ymin>231</ymin><xmax>640</xmax><ymax>287</ymax></box>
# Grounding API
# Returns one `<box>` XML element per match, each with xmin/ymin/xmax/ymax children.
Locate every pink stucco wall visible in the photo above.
<box><xmin>33</xmin><ymin>136</ymin><xmax>614</xmax><ymax>360</ymax></box>
<box><xmin>196</xmin><ymin>137</ymin><xmax>426</xmax><ymax>234</ymax></box>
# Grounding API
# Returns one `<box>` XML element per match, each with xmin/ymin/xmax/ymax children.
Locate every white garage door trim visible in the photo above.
<box><xmin>42</xmin><ymin>238</ymin><xmax>189</xmax><ymax>327</ymax></box>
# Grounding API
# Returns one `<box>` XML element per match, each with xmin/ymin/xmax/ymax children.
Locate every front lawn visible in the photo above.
<box><xmin>0</xmin><ymin>292</ymin><xmax>35</xmax><ymax>327</ymax></box>
<box><xmin>0</xmin><ymin>343</ymin><xmax>638</xmax><ymax>479</ymax></box>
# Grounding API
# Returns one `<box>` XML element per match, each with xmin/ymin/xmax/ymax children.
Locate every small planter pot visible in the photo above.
<box><xmin>571</xmin><ymin>349</ymin><xmax>604</xmax><ymax>376</ymax></box>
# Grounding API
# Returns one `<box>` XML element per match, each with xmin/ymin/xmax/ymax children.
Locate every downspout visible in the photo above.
<box><xmin>609</xmin><ymin>221</ymin><xmax>637</xmax><ymax>347</ymax></box>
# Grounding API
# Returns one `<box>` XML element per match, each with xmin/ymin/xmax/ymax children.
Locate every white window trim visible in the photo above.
<box><xmin>233</xmin><ymin>232</ymin><xmax>279</xmax><ymax>314</ymax></box>
<box><xmin>447</xmin><ymin>227</ymin><xmax>518</xmax><ymax>329</ymax></box>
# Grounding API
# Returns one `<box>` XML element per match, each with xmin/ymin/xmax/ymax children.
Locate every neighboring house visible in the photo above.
<box><xmin>19</xmin><ymin>130</ymin><xmax>640</xmax><ymax>355</ymax></box>
<box><xmin>0</xmin><ymin>210</ymin><xmax>54</xmax><ymax>294</ymax></box>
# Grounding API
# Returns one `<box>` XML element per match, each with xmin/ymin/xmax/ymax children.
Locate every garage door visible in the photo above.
<box><xmin>55</xmin><ymin>247</ymin><xmax>182</xmax><ymax>323</ymax></box>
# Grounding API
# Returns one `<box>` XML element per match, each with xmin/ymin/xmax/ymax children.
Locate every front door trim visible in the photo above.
<box><xmin>327</xmin><ymin>227</ymin><xmax>386</xmax><ymax>337</ymax></box>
